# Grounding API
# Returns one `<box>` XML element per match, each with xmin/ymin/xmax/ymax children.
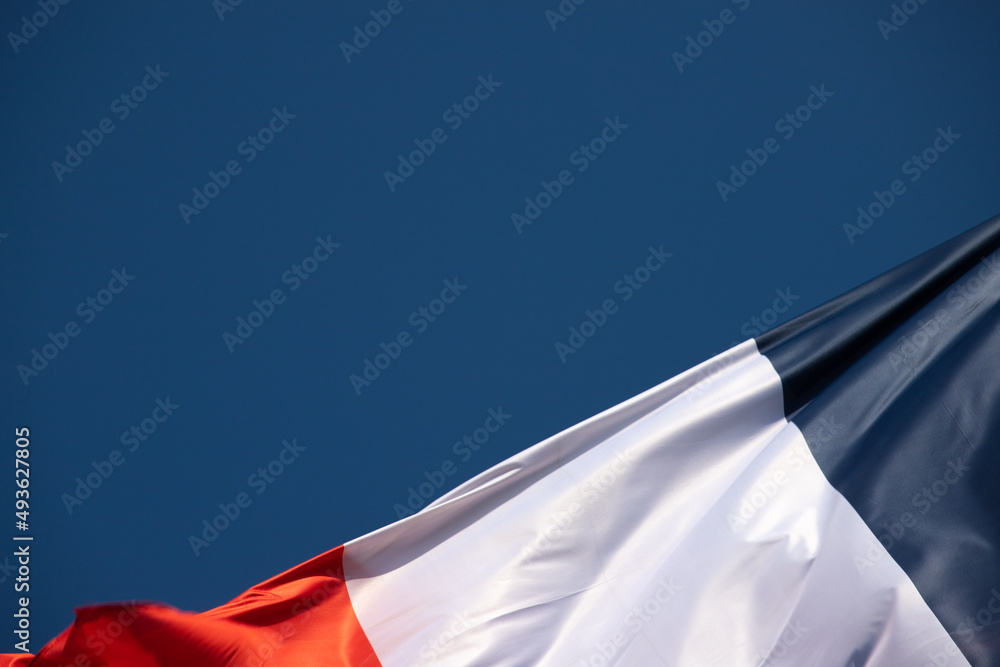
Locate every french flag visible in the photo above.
<box><xmin>6</xmin><ymin>213</ymin><xmax>1000</xmax><ymax>666</ymax></box>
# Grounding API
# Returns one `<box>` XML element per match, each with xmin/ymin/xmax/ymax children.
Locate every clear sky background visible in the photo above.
<box><xmin>1</xmin><ymin>0</ymin><xmax>998</xmax><ymax>650</ymax></box>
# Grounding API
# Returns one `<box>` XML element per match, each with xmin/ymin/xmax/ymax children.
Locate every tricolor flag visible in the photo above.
<box><xmin>7</xmin><ymin>214</ymin><xmax>1000</xmax><ymax>666</ymax></box>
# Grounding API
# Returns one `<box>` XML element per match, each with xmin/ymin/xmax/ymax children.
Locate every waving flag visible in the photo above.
<box><xmin>6</xmin><ymin>213</ymin><xmax>1000</xmax><ymax>666</ymax></box>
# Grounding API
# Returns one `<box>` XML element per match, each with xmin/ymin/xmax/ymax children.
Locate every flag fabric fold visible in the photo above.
<box><xmin>7</xmin><ymin>213</ymin><xmax>1000</xmax><ymax>666</ymax></box>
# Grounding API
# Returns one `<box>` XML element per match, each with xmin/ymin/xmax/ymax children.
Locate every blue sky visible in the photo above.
<box><xmin>1</xmin><ymin>0</ymin><xmax>998</xmax><ymax>649</ymax></box>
